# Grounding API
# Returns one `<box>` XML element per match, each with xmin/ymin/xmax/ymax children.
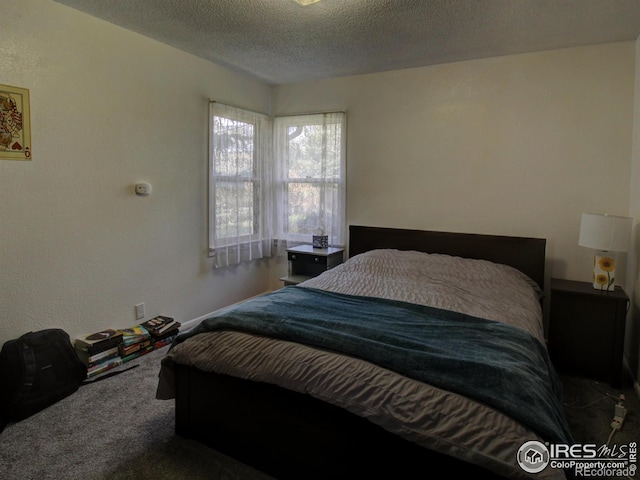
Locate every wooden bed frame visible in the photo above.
<box><xmin>174</xmin><ymin>225</ymin><xmax>547</xmax><ymax>479</ymax></box>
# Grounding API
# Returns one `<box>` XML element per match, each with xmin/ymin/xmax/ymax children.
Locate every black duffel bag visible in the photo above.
<box><xmin>0</xmin><ymin>329</ymin><xmax>87</xmax><ymax>431</ymax></box>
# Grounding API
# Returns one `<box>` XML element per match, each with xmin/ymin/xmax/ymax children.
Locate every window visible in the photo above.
<box><xmin>209</xmin><ymin>103</ymin><xmax>346</xmax><ymax>267</ymax></box>
<box><xmin>273</xmin><ymin>112</ymin><xmax>346</xmax><ymax>247</ymax></box>
<box><xmin>209</xmin><ymin>102</ymin><xmax>272</xmax><ymax>267</ymax></box>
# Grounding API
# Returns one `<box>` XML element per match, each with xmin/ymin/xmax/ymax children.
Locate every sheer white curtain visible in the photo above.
<box><xmin>273</xmin><ymin>112</ymin><xmax>346</xmax><ymax>252</ymax></box>
<box><xmin>209</xmin><ymin>102</ymin><xmax>273</xmax><ymax>268</ymax></box>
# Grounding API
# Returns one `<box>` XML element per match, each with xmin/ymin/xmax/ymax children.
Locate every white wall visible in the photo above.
<box><xmin>273</xmin><ymin>43</ymin><xmax>636</xmax><ymax>335</ymax></box>
<box><xmin>0</xmin><ymin>0</ymin><xmax>273</xmax><ymax>344</ymax></box>
<box><xmin>3</xmin><ymin>0</ymin><xmax>638</xmax><ymax>375</ymax></box>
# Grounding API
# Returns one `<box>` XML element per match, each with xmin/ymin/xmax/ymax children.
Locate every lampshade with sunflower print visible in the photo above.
<box><xmin>578</xmin><ymin>213</ymin><xmax>633</xmax><ymax>291</ymax></box>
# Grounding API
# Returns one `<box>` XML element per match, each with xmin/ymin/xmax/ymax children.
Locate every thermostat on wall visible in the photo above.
<box><xmin>135</xmin><ymin>182</ymin><xmax>152</xmax><ymax>196</ymax></box>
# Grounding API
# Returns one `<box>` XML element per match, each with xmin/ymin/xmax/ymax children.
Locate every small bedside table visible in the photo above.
<box><xmin>548</xmin><ymin>278</ymin><xmax>629</xmax><ymax>389</ymax></box>
<box><xmin>280</xmin><ymin>245</ymin><xmax>344</xmax><ymax>286</ymax></box>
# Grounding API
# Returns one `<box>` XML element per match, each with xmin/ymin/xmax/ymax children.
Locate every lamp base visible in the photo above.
<box><xmin>592</xmin><ymin>250</ymin><xmax>617</xmax><ymax>291</ymax></box>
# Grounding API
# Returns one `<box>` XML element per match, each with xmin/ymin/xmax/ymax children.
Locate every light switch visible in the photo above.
<box><xmin>135</xmin><ymin>182</ymin><xmax>152</xmax><ymax>196</ymax></box>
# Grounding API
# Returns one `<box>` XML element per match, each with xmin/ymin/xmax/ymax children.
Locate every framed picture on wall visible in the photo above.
<box><xmin>0</xmin><ymin>83</ymin><xmax>31</xmax><ymax>161</ymax></box>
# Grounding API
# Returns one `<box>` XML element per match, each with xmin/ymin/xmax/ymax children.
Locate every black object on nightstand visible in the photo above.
<box><xmin>280</xmin><ymin>245</ymin><xmax>344</xmax><ymax>286</ymax></box>
<box><xmin>548</xmin><ymin>278</ymin><xmax>629</xmax><ymax>389</ymax></box>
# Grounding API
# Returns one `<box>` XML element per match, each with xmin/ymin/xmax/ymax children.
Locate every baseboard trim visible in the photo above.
<box><xmin>180</xmin><ymin>290</ymin><xmax>272</xmax><ymax>333</ymax></box>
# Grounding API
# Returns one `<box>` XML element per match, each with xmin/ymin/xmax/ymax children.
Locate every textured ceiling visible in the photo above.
<box><xmin>53</xmin><ymin>0</ymin><xmax>640</xmax><ymax>85</ymax></box>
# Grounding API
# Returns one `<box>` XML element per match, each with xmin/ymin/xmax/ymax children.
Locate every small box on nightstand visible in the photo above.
<box><xmin>312</xmin><ymin>235</ymin><xmax>329</xmax><ymax>249</ymax></box>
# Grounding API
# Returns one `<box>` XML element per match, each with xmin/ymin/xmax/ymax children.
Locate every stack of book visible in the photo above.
<box><xmin>118</xmin><ymin>325</ymin><xmax>153</xmax><ymax>362</ymax></box>
<box><xmin>75</xmin><ymin>329</ymin><xmax>124</xmax><ymax>378</ymax></box>
<box><xmin>140</xmin><ymin>315</ymin><xmax>181</xmax><ymax>348</ymax></box>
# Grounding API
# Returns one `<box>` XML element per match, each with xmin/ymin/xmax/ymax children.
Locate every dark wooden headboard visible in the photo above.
<box><xmin>348</xmin><ymin>225</ymin><xmax>546</xmax><ymax>290</ymax></box>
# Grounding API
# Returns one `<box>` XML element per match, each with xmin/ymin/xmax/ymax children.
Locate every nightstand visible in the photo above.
<box><xmin>548</xmin><ymin>278</ymin><xmax>629</xmax><ymax>388</ymax></box>
<box><xmin>280</xmin><ymin>245</ymin><xmax>344</xmax><ymax>286</ymax></box>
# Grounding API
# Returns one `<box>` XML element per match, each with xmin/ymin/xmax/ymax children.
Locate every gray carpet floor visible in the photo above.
<box><xmin>559</xmin><ymin>370</ymin><xmax>640</xmax><ymax>448</ymax></box>
<box><xmin>0</xmin><ymin>346</ymin><xmax>274</xmax><ymax>480</ymax></box>
<box><xmin>0</xmin><ymin>345</ymin><xmax>638</xmax><ymax>479</ymax></box>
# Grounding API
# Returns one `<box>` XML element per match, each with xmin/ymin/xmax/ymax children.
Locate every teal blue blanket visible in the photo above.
<box><xmin>175</xmin><ymin>286</ymin><xmax>574</xmax><ymax>445</ymax></box>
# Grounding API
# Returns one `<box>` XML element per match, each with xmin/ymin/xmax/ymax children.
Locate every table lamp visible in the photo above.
<box><xmin>578</xmin><ymin>213</ymin><xmax>633</xmax><ymax>291</ymax></box>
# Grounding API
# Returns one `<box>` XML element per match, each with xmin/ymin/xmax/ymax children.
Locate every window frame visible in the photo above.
<box><xmin>274</xmin><ymin>112</ymin><xmax>346</xmax><ymax>247</ymax></box>
<box><xmin>208</xmin><ymin>103</ymin><xmax>270</xmax><ymax>256</ymax></box>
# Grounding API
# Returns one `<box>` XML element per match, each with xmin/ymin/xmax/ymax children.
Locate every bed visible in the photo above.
<box><xmin>156</xmin><ymin>225</ymin><xmax>573</xmax><ymax>480</ymax></box>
